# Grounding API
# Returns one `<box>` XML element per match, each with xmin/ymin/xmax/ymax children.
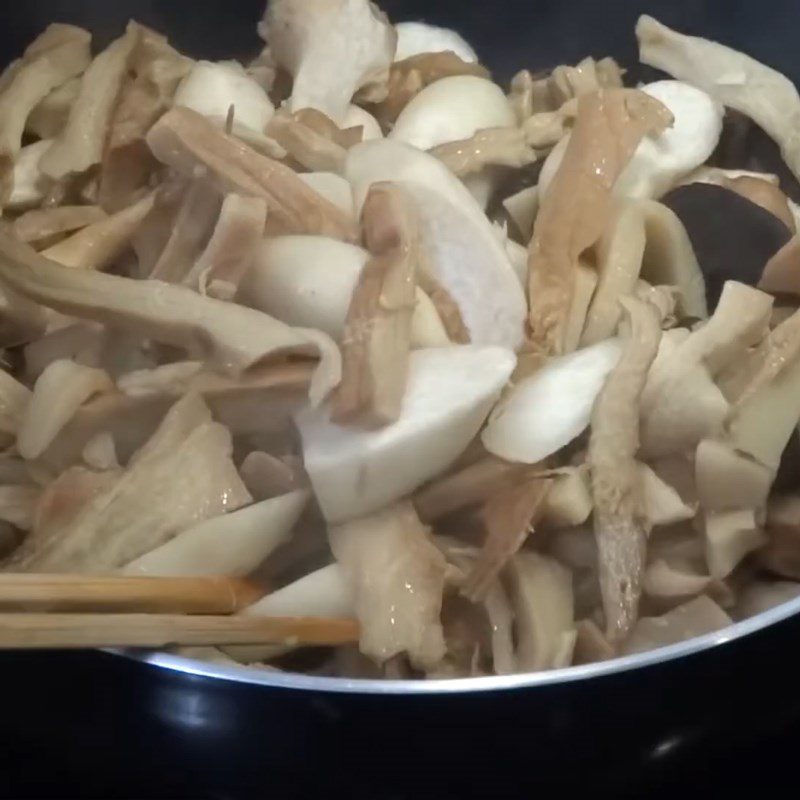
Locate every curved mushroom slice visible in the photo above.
<box><xmin>393</xmin><ymin>22</ymin><xmax>477</xmax><ymax>64</ymax></box>
<box><xmin>182</xmin><ymin>194</ymin><xmax>267</xmax><ymax>300</ymax></box>
<box><xmin>639</xmin><ymin>463</ymin><xmax>695</xmax><ymax>528</ymax></box>
<box><xmin>463</xmin><ymin>475</ymin><xmax>552</xmax><ymax>602</ymax></box>
<box><xmin>332</xmin><ymin>182</ymin><xmax>417</xmax><ymax>427</ymax></box>
<box><xmin>621</xmin><ymin>595</ymin><xmax>731</xmax><ymax>655</ymax></box>
<box><xmin>266</xmin><ymin>110</ymin><xmax>353</xmax><ymax>173</ymax></box>
<box><xmin>572</xmin><ymin>619</ymin><xmax>614</xmax><ymax>664</ymax></box>
<box><xmin>502</xmin><ymin>185</ymin><xmax>538</xmax><ymax>242</ymax></box>
<box><xmin>482</xmin><ymin>339</ymin><xmax>622</xmax><ymax>464</ymax></box>
<box><xmin>389</xmin><ymin>76</ymin><xmax>515</xmax><ymax>151</ymax></box>
<box><xmin>262</xmin><ymin>0</ymin><xmax>396</xmax><ymax>124</ymax></box>
<box><xmin>18</xmin><ymin>359</ymin><xmax>113</xmax><ymax>461</ymax></box>
<box><xmin>146</xmin><ymin>107</ymin><xmax>359</xmax><ymax>242</ymax></box>
<box><xmin>0</xmin><ymin>233</ymin><xmax>341</xmax><ymax>405</ymax></box>
<box><xmin>643</xmin><ymin>559</ymin><xmax>715</xmax><ymax>607</ymax></box>
<box><xmin>506</xmin><ymin>551</ymin><xmax>576</xmax><ymax>671</ymax></box>
<box><xmin>695</xmin><ymin>438</ymin><xmax>772</xmax><ymax>513</ymax></box>
<box><xmin>7</xmin><ymin>140</ymin><xmax>53</xmax><ymax>211</ymax></box>
<box><xmin>330</xmin><ymin>501</ymin><xmax>446</xmax><ymax>670</ymax></box>
<box><xmin>369</xmin><ymin>51</ymin><xmax>489</xmax><ymax>127</ymax></box>
<box><xmin>528</xmin><ymin>89</ymin><xmax>672</xmax><ymax>359</ymax></box>
<box><xmin>0</xmin><ymin>25</ymin><xmax>90</xmax><ymax>184</ymax></box>
<box><xmin>26</xmin><ymin>77</ymin><xmax>80</xmax><ymax>140</ymax></box>
<box><xmin>82</xmin><ymin>431</ymin><xmax>118</xmax><ymax>471</ymax></box>
<box><xmin>343</xmin><ymin>105</ymin><xmax>382</xmax><ymax>141</ymax></box>
<box><xmin>640</xmin><ymin>281</ymin><xmax>772</xmax><ymax>457</ymax></box>
<box><xmin>40</xmin><ymin>193</ymin><xmax>155</xmax><ymax>271</ymax></box>
<box><xmin>541</xmin><ymin>467</ymin><xmax>593</xmax><ymax>529</ymax></box>
<box><xmin>297</xmin><ymin>345</ymin><xmax>516</xmax><ymax>523</ymax></box>
<box><xmin>174</xmin><ymin>60</ymin><xmax>273</xmax><ymax>135</ymax></box>
<box><xmin>589</xmin><ymin>298</ymin><xmax>662</xmax><ymax>642</ymax></box>
<box><xmin>8</xmin><ymin>394</ymin><xmax>252</xmax><ymax>573</ymax></box>
<box><xmin>580</xmin><ymin>201</ymin><xmax>646</xmax><ymax>346</ymax></box>
<box><xmin>639</xmin><ymin>200</ymin><xmax>707</xmax><ymax>320</ymax></box>
<box><xmin>760</xmin><ymin>236</ymin><xmax>800</xmax><ymax>296</ymax></box>
<box><xmin>297</xmin><ymin>172</ymin><xmax>355</xmax><ymax>218</ymax></box>
<box><xmin>346</xmin><ymin>140</ymin><xmax>526</xmax><ymax>350</ymax></box>
<box><xmin>40</xmin><ymin>25</ymin><xmax>138</xmax><ymax>180</ymax></box>
<box><xmin>122</xmin><ymin>490</ymin><xmax>308</xmax><ymax>577</ymax></box>
<box><xmin>636</xmin><ymin>15</ymin><xmax>800</xmax><ymax>181</ymax></box>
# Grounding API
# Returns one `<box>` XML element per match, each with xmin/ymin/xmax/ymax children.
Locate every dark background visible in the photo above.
<box><xmin>2</xmin><ymin>1</ymin><xmax>800</xmax><ymax>797</ymax></box>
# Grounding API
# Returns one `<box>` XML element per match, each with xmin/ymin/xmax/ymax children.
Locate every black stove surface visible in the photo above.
<box><xmin>1</xmin><ymin>612</ymin><xmax>799</xmax><ymax>800</ymax></box>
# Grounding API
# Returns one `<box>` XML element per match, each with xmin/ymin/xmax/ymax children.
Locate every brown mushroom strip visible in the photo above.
<box><xmin>99</xmin><ymin>25</ymin><xmax>192</xmax><ymax>212</ymax></box>
<box><xmin>146</xmin><ymin>107</ymin><xmax>359</xmax><ymax>242</ymax></box>
<box><xmin>0</xmin><ymin>25</ymin><xmax>90</xmax><ymax>182</ymax></box>
<box><xmin>413</xmin><ymin>456</ymin><xmax>526</xmax><ymax>522</ymax></box>
<box><xmin>40</xmin><ymin>25</ymin><xmax>138</xmax><ymax>180</ymax></box>
<box><xmin>589</xmin><ymin>297</ymin><xmax>662</xmax><ymax>642</ymax></box>
<box><xmin>332</xmin><ymin>183</ymin><xmax>417</xmax><ymax>427</ymax></box>
<box><xmin>367</xmin><ymin>52</ymin><xmax>489</xmax><ymax>127</ymax></box>
<box><xmin>13</xmin><ymin>206</ymin><xmax>107</xmax><ymax>245</ymax></box>
<box><xmin>580</xmin><ymin>201</ymin><xmax>646</xmax><ymax>346</ymax></box>
<box><xmin>462</xmin><ymin>475</ymin><xmax>553</xmax><ymax>602</ymax></box>
<box><xmin>0</xmin><ymin>233</ymin><xmax>341</xmax><ymax>405</ymax></box>
<box><xmin>267</xmin><ymin>114</ymin><xmax>347</xmax><ymax>173</ymax></box>
<box><xmin>41</xmin><ymin>193</ymin><xmax>155</xmax><ymax>271</ymax></box>
<box><xmin>182</xmin><ymin>194</ymin><xmax>267</xmax><ymax>300</ymax></box>
<box><xmin>7</xmin><ymin>393</ymin><xmax>252</xmax><ymax>573</ymax></box>
<box><xmin>527</xmin><ymin>90</ymin><xmax>672</xmax><ymax>359</ymax></box>
<box><xmin>429</xmin><ymin>127</ymin><xmax>538</xmax><ymax>177</ymax></box>
<box><xmin>329</xmin><ymin>501</ymin><xmax>447</xmax><ymax>670</ymax></box>
<box><xmin>149</xmin><ymin>182</ymin><xmax>222</xmax><ymax>283</ymax></box>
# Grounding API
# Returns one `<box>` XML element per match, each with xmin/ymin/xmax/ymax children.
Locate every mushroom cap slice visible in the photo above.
<box><xmin>393</xmin><ymin>22</ymin><xmax>477</xmax><ymax>64</ymax></box>
<box><xmin>297</xmin><ymin>345</ymin><xmax>516</xmax><ymax>523</ymax></box>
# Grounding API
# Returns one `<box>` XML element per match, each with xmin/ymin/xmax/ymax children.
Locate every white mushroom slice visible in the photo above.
<box><xmin>82</xmin><ymin>431</ymin><xmax>118</xmax><ymax>471</ymax></box>
<box><xmin>0</xmin><ymin>485</ymin><xmax>41</xmax><ymax>530</ymax></box>
<box><xmin>262</xmin><ymin>0</ymin><xmax>397</xmax><ymax>124</ymax></box>
<box><xmin>174</xmin><ymin>60</ymin><xmax>275</xmax><ymax>134</ymax></box>
<box><xmin>346</xmin><ymin>139</ymin><xmax>526</xmax><ymax>349</ymax></box>
<box><xmin>330</xmin><ymin>501</ymin><xmax>447</xmax><ymax>669</ymax></box>
<box><xmin>622</xmin><ymin>595</ymin><xmax>731</xmax><ymax>655</ymax></box>
<box><xmin>482</xmin><ymin>339</ymin><xmax>622</xmax><ymax>464</ymax></box>
<box><xmin>122</xmin><ymin>490</ymin><xmax>308</xmax><ymax>577</ymax></box>
<box><xmin>0</xmin><ymin>233</ymin><xmax>341</xmax><ymax>406</ymax></box>
<box><xmin>637</xmin><ymin>15</ymin><xmax>800</xmax><ymax>181</ymax></box>
<box><xmin>640</xmin><ymin>463</ymin><xmax>695</xmax><ymax>527</ymax></box>
<box><xmin>394</xmin><ymin>21</ymin><xmax>477</xmax><ymax>64</ymax></box>
<box><xmin>643</xmin><ymin>559</ymin><xmax>714</xmax><ymax>604</ymax></box>
<box><xmin>541</xmin><ymin>467</ymin><xmax>593</xmax><ymax>529</ymax></box>
<box><xmin>18</xmin><ymin>359</ymin><xmax>113</xmax><ymax>460</ymax></box>
<box><xmin>389</xmin><ymin>76</ymin><xmax>515</xmax><ymax>150</ymax></box>
<box><xmin>239</xmin><ymin>235</ymin><xmax>444</xmax><ymax>348</ymax></box>
<box><xmin>538</xmin><ymin>80</ymin><xmax>722</xmax><ymax>201</ymax></box>
<box><xmin>506</xmin><ymin>551</ymin><xmax>575</xmax><ymax>671</ymax></box>
<box><xmin>342</xmin><ymin>104</ymin><xmax>383</xmax><ymax>140</ymax></box>
<box><xmin>0</xmin><ymin>369</ymin><xmax>32</xmax><ymax>439</ymax></box>
<box><xmin>297</xmin><ymin>345</ymin><xmax>516</xmax><ymax>523</ymax></box>
<box><xmin>297</xmin><ymin>172</ymin><xmax>355</xmax><ymax>218</ymax></box>
<box><xmin>704</xmin><ymin>508</ymin><xmax>766</xmax><ymax>579</ymax></box>
<box><xmin>695</xmin><ymin>439</ymin><xmax>772</xmax><ymax>512</ymax></box>
<box><xmin>239</xmin><ymin>451</ymin><xmax>305</xmax><ymax>500</ymax></box>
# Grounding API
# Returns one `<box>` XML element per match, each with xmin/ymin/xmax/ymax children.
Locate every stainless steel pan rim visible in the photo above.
<box><xmin>120</xmin><ymin>593</ymin><xmax>800</xmax><ymax>694</ymax></box>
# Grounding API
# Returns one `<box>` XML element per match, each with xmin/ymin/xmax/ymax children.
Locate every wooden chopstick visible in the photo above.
<box><xmin>0</xmin><ymin>574</ymin><xmax>265</xmax><ymax>614</ymax></box>
<box><xmin>0</xmin><ymin>613</ymin><xmax>360</xmax><ymax>649</ymax></box>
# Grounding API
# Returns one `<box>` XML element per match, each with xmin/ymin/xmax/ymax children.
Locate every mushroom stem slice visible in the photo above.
<box><xmin>589</xmin><ymin>297</ymin><xmax>662</xmax><ymax>642</ymax></box>
<box><xmin>430</xmin><ymin>127</ymin><xmax>538</xmax><ymax>177</ymax></box>
<box><xmin>332</xmin><ymin>183</ymin><xmax>417</xmax><ymax>428</ymax></box>
<box><xmin>0</xmin><ymin>232</ymin><xmax>341</xmax><ymax>405</ymax></box>
<box><xmin>528</xmin><ymin>89</ymin><xmax>672</xmax><ymax>359</ymax></box>
<box><xmin>146</xmin><ymin>107</ymin><xmax>359</xmax><ymax>242</ymax></box>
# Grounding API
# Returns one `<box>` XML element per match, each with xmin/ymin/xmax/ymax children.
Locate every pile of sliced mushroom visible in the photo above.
<box><xmin>2</xmin><ymin>4</ymin><xmax>800</xmax><ymax>678</ymax></box>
